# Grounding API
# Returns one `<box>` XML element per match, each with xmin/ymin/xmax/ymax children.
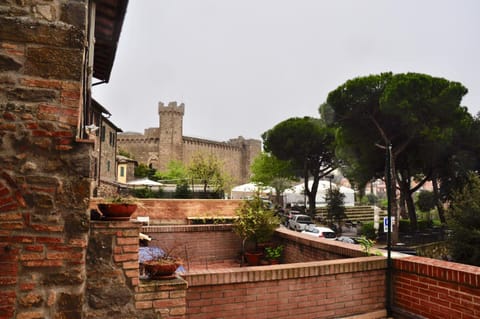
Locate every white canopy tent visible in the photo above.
<box><xmin>283</xmin><ymin>180</ymin><xmax>355</xmax><ymax>207</ymax></box>
<box><xmin>127</xmin><ymin>178</ymin><xmax>163</xmax><ymax>190</ymax></box>
<box><xmin>230</xmin><ymin>183</ymin><xmax>274</xmax><ymax>199</ymax></box>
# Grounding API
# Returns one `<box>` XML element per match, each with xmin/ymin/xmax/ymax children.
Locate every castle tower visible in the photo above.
<box><xmin>158</xmin><ymin>101</ymin><xmax>185</xmax><ymax>171</ymax></box>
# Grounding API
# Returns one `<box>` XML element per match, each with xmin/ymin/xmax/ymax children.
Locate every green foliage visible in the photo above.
<box><xmin>265</xmin><ymin>245</ymin><xmax>283</xmax><ymax>260</ymax></box>
<box><xmin>118</xmin><ymin>149</ymin><xmax>133</xmax><ymax>159</ymax></box>
<box><xmin>154</xmin><ymin>160</ymin><xmax>187</xmax><ymax>183</ymax></box>
<box><xmin>326</xmin><ymin>189</ymin><xmax>346</xmax><ymax>225</ymax></box>
<box><xmin>359</xmin><ymin>193</ymin><xmax>379</xmax><ymax>206</ymax></box>
<box><xmin>133</xmin><ymin>187</ymin><xmax>164</xmax><ymax>198</ymax></box>
<box><xmin>233</xmin><ymin>196</ymin><xmax>280</xmax><ymax>251</ymax></box>
<box><xmin>134</xmin><ymin>163</ymin><xmax>156</xmax><ymax>179</ymax></box>
<box><xmin>447</xmin><ymin>173</ymin><xmax>480</xmax><ymax>266</ymax></box>
<box><xmin>188</xmin><ymin>152</ymin><xmax>231</xmax><ymax>193</ymax></box>
<box><xmin>359</xmin><ymin>222</ymin><xmax>377</xmax><ymax>240</ymax></box>
<box><xmin>357</xmin><ymin>236</ymin><xmax>376</xmax><ymax>255</ymax></box>
<box><xmin>325</xmin><ymin>72</ymin><xmax>472</xmax><ymax>231</ymax></box>
<box><xmin>262</xmin><ymin>117</ymin><xmax>337</xmax><ymax>214</ymax></box>
<box><xmin>250</xmin><ymin>152</ymin><xmax>297</xmax><ymax>204</ymax></box>
<box><xmin>416</xmin><ymin>190</ymin><xmax>436</xmax><ymax>213</ymax></box>
<box><xmin>174</xmin><ymin>180</ymin><xmax>191</xmax><ymax>198</ymax></box>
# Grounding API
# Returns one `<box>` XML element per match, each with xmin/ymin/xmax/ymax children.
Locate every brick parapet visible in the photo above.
<box><xmin>136</xmin><ymin>278</ymin><xmax>188</xmax><ymax>318</ymax></box>
<box><xmin>393</xmin><ymin>256</ymin><xmax>480</xmax><ymax>319</ymax></box>
<box><xmin>184</xmin><ymin>256</ymin><xmax>386</xmax><ymax>287</ymax></box>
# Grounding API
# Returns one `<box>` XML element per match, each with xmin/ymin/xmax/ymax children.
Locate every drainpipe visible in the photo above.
<box><xmin>385</xmin><ymin>144</ymin><xmax>393</xmax><ymax>317</ymax></box>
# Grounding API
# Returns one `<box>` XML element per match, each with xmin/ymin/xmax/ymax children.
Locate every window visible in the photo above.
<box><xmin>106</xmin><ymin>160</ymin><xmax>110</xmax><ymax>172</ymax></box>
<box><xmin>120</xmin><ymin>166</ymin><xmax>125</xmax><ymax>177</ymax></box>
<box><xmin>101</xmin><ymin>125</ymin><xmax>105</xmax><ymax>142</ymax></box>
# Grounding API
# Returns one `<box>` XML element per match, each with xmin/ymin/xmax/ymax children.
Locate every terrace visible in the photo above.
<box><xmin>85</xmin><ymin>207</ymin><xmax>480</xmax><ymax>319</ymax></box>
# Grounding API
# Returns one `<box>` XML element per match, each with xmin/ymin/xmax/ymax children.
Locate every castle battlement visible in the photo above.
<box><xmin>183</xmin><ymin>136</ymin><xmax>242</xmax><ymax>152</ymax></box>
<box><xmin>158</xmin><ymin>101</ymin><xmax>185</xmax><ymax>115</ymax></box>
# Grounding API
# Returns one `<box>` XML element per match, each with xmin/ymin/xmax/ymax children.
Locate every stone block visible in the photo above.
<box><xmin>0</xmin><ymin>54</ymin><xmax>22</xmax><ymax>72</ymax></box>
<box><xmin>25</xmin><ymin>47</ymin><xmax>83</xmax><ymax>81</ymax></box>
<box><xmin>0</xmin><ymin>17</ymin><xmax>84</xmax><ymax>49</ymax></box>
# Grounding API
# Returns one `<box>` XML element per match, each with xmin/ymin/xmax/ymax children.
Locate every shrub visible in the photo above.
<box><xmin>359</xmin><ymin>221</ymin><xmax>376</xmax><ymax>240</ymax></box>
<box><xmin>447</xmin><ymin>173</ymin><xmax>480</xmax><ymax>266</ymax></box>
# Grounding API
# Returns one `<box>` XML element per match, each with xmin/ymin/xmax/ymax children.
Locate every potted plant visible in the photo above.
<box><xmin>97</xmin><ymin>196</ymin><xmax>138</xmax><ymax>220</ymax></box>
<box><xmin>233</xmin><ymin>195</ymin><xmax>280</xmax><ymax>266</ymax></box>
<box><xmin>139</xmin><ymin>244</ymin><xmax>183</xmax><ymax>279</ymax></box>
<box><xmin>264</xmin><ymin>245</ymin><xmax>283</xmax><ymax>264</ymax></box>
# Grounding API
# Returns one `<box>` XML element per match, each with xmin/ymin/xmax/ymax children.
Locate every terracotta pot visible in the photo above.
<box><xmin>97</xmin><ymin>203</ymin><xmax>137</xmax><ymax>220</ymax></box>
<box><xmin>143</xmin><ymin>260</ymin><xmax>180</xmax><ymax>279</ymax></box>
<box><xmin>244</xmin><ymin>251</ymin><xmax>263</xmax><ymax>266</ymax></box>
<box><xmin>268</xmin><ymin>259</ymin><xmax>279</xmax><ymax>265</ymax></box>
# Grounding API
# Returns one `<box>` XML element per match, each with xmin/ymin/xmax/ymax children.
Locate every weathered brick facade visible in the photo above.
<box><xmin>0</xmin><ymin>1</ymin><xmax>127</xmax><ymax>318</ymax></box>
<box><xmin>117</xmin><ymin>102</ymin><xmax>262</xmax><ymax>184</ymax></box>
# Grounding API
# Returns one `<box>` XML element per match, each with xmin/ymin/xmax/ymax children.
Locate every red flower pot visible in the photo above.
<box><xmin>97</xmin><ymin>203</ymin><xmax>137</xmax><ymax>220</ymax></box>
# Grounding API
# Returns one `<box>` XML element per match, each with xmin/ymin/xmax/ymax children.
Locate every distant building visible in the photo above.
<box><xmin>89</xmin><ymin>99</ymin><xmax>123</xmax><ymax>197</ymax></box>
<box><xmin>117</xmin><ymin>102</ymin><xmax>262</xmax><ymax>184</ymax></box>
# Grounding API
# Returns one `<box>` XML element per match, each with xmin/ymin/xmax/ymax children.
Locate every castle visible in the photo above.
<box><xmin>117</xmin><ymin>102</ymin><xmax>262</xmax><ymax>184</ymax></box>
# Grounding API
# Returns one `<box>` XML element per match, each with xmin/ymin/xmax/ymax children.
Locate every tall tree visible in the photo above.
<box><xmin>326</xmin><ymin>72</ymin><xmax>469</xmax><ymax>237</ymax></box>
<box><xmin>262</xmin><ymin>117</ymin><xmax>336</xmax><ymax>215</ymax></box>
<box><xmin>187</xmin><ymin>152</ymin><xmax>230</xmax><ymax>193</ymax></box>
<box><xmin>250</xmin><ymin>153</ymin><xmax>297</xmax><ymax>205</ymax></box>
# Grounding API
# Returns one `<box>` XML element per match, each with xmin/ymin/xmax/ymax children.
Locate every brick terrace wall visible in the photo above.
<box><xmin>275</xmin><ymin>227</ymin><xmax>366</xmax><ymax>263</ymax></box>
<box><xmin>183</xmin><ymin>257</ymin><xmax>387</xmax><ymax>319</ymax></box>
<box><xmin>393</xmin><ymin>256</ymin><xmax>480</xmax><ymax>319</ymax></box>
<box><xmin>0</xmin><ymin>2</ymin><xmax>91</xmax><ymax>318</ymax></box>
<box><xmin>143</xmin><ymin>225</ymin><xmax>387</xmax><ymax>318</ymax></box>
<box><xmin>144</xmin><ymin>225</ymin><xmax>242</xmax><ymax>269</ymax></box>
<box><xmin>87</xmin><ymin>221</ymin><xmax>188</xmax><ymax>319</ymax></box>
<box><xmin>90</xmin><ymin>198</ymin><xmax>243</xmax><ymax>224</ymax></box>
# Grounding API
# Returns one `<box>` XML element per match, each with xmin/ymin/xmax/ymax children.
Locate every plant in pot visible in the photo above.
<box><xmin>265</xmin><ymin>245</ymin><xmax>283</xmax><ymax>264</ymax></box>
<box><xmin>233</xmin><ymin>195</ymin><xmax>280</xmax><ymax>266</ymax></box>
<box><xmin>139</xmin><ymin>244</ymin><xmax>183</xmax><ymax>279</ymax></box>
<box><xmin>97</xmin><ymin>196</ymin><xmax>138</xmax><ymax>221</ymax></box>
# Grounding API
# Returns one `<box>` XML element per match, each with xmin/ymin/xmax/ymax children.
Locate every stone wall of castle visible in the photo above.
<box><xmin>117</xmin><ymin>102</ymin><xmax>261</xmax><ymax>184</ymax></box>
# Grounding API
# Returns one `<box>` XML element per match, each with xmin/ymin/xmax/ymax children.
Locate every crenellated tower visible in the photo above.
<box><xmin>158</xmin><ymin>101</ymin><xmax>185</xmax><ymax>170</ymax></box>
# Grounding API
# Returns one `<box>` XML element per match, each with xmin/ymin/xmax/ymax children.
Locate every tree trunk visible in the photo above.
<box><xmin>389</xmin><ymin>152</ymin><xmax>399</xmax><ymax>244</ymax></box>
<box><xmin>432</xmin><ymin>175</ymin><xmax>446</xmax><ymax>224</ymax></box>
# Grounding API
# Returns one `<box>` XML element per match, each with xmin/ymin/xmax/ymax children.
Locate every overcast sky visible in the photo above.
<box><xmin>93</xmin><ymin>0</ymin><xmax>480</xmax><ymax>142</ymax></box>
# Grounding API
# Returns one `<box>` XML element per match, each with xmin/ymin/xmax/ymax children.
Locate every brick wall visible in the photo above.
<box><xmin>90</xmin><ymin>198</ymin><xmax>243</xmax><ymax>224</ymax></box>
<box><xmin>87</xmin><ymin>221</ymin><xmax>188</xmax><ymax>319</ymax></box>
<box><xmin>0</xmin><ymin>2</ymin><xmax>90</xmax><ymax>318</ymax></box>
<box><xmin>393</xmin><ymin>256</ymin><xmax>480</xmax><ymax>319</ymax></box>
<box><xmin>183</xmin><ymin>258</ymin><xmax>387</xmax><ymax>319</ymax></box>
<box><xmin>144</xmin><ymin>225</ymin><xmax>242</xmax><ymax>269</ymax></box>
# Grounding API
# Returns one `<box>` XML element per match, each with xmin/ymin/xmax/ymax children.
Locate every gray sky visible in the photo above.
<box><xmin>93</xmin><ymin>0</ymin><xmax>480</xmax><ymax>142</ymax></box>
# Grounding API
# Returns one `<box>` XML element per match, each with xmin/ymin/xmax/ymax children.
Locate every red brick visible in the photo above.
<box><xmin>22</xmin><ymin>260</ymin><xmax>62</xmax><ymax>267</ymax></box>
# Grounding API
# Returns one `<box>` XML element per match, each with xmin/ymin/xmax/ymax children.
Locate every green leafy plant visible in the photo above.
<box><xmin>103</xmin><ymin>195</ymin><xmax>136</xmax><ymax>204</ymax></box>
<box><xmin>357</xmin><ymin>236</ymin><xmax>376</xmax><ymax>256</ymax></box>
<box><xmin>233</xmin><ymin>195</ymin><xmax>280</xmax><ymax>256</ymax></box>
<box><xmin>265</xmin><ymin>245</ymin><xmax>283</xmax><ymax>260</ymax></box>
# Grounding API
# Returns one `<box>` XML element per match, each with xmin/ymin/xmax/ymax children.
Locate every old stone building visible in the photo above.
<box><xmin>0</xmin><ymin>1</ymin><xmax>133</xmax><ymax>318</ymax></box>
<box><xmin>117</xmin><ymin>102</ymin><xmax>262</xmax><ymax>184</ymax></box>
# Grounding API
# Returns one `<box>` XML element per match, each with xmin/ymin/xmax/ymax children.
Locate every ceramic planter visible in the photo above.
<box><xmin>97</xmin><ymin>203</ymin><xmax>137</xmax><ymax>220</ymax></box>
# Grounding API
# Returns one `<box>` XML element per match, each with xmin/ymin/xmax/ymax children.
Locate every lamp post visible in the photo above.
<box><xmin>328</xmin><ymin>174</ymin><xmax>334</xmax><ymax>191</ymax></box>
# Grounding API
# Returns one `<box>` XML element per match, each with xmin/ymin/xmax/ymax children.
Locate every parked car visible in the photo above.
<box><xmin>282</xmin><ymin>209</ymin><xmax>302</xmax><ymax>227</ymax></box>
<box><xmin>288</xmin><ymin>214</ymin><xmax>314</xmax><ymax>231</ymax></box>
<box><xmin>336</xmin><ymin>236</ymin><xmax>359</xmax><ymax>244</ymax></box>
<box><xmin>301</xmin><ymin>225</ymin><xmax>336</xmax><ymax>239</ymax></box>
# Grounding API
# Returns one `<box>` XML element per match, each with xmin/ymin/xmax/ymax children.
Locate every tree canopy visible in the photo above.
<box><xmin>325</xmin><ymin>72</ymin><xmax>471</xmax><ymax>235</ymax></box>
<box><xmin>250</xmin><ymin>152</ymin><xmax>297</xmax><ymax>205</ymax></box>
<box><xmin>187</xmin><ymin>152</ymin><xmax>231</xmax><ymax>193</ymax></box>
<box><xmin>262</xmin><ymin>117</ymin><xmax>336</xmax><ymax>214</ymax></box>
